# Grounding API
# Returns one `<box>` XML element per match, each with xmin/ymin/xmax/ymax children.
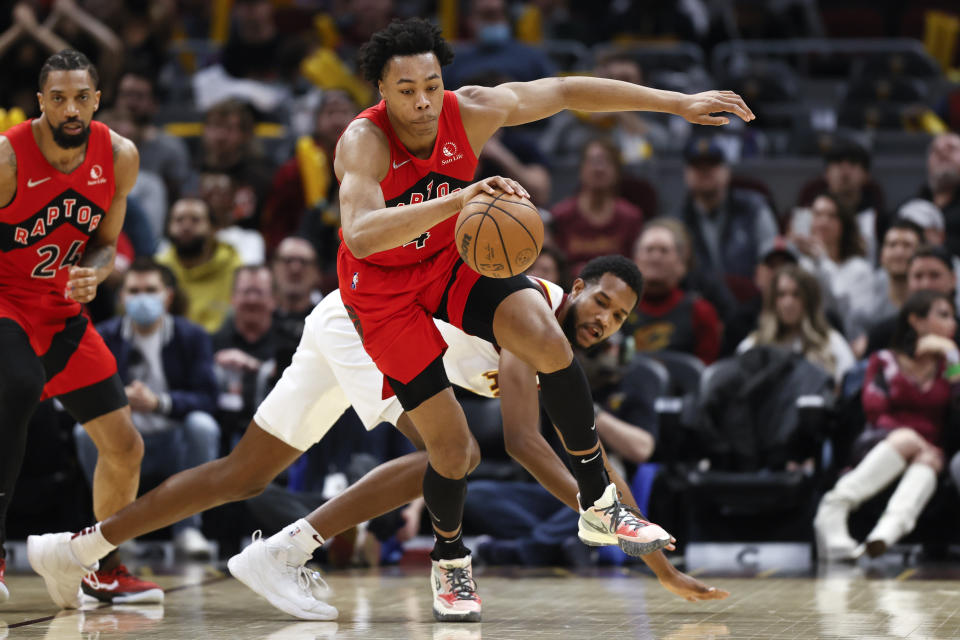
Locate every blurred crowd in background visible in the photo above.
<box><xmin>4</xmin><ymin>0</ymin><xmax>960</xmax><ymax>567</ymax></box>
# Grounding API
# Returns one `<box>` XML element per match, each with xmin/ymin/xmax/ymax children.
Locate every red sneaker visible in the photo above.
<box><xmin>0</xmin><ymin>557</ymin><xmax>8</xmax><ymax>603</ymax></box>
<box><xmin>81</xmin><ymin>564</ymin><xmax>164</xmax><ymax>604</ymax></box>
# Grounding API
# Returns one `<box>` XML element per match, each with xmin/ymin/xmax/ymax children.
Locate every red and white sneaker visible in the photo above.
<box><xmin>578</xmin><ymin>483</ymin><xmax>672</xmax><ymax>557</ymax></box>
<box><xmin>431</xmin><ymin>556</ymin><xmax>481</xmax><ymax>622</ymax></box>
<box><xmin>81</xmin><ymin>564</ymin><xmax>164</xmax><ymax>604</ymax></box>
<box><xmin>0</xmin><ymin>557</ymin><xmax>8</xmax><ymax>603</ymax></box>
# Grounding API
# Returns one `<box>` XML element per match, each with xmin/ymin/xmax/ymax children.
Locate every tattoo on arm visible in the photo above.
<box><xmin>79</xmin><ymin>244</ymin><xmax>115</xmax><ymax>270</ymax></box>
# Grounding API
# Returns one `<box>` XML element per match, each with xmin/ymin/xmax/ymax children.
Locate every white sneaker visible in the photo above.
<box><xmin>175</xmin><ymin>527</ymin><xmax>213</xmax><ymax>559</ymax></box>
<box><xmin>431</xmin><ymin>556</ymin><xmax>481</xmax><ymax>622</ymax></box>
<box><xmin>27</xmin><ymin>533</ymin><xmax>98</xmax><ymax>609</ymax></box>
<box><xmin>577</xmin><ymin>483</ymin><xmax>672</xmax><ymax>556</ymax></box>
<box><xmin>227</xmin><ymin>532</ymin><xmax>337</xmax><ymax>621</ymax></box>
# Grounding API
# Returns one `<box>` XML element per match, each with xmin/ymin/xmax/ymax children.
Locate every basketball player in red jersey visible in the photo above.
<box><xmin>328</xmin><ymin>19</ymin><xmax>751</xmax><ymax>620</ymax></box>
<box><xmin>0</xmin><ymin>50</ymin><xmax>163</xmax><ymax>607</ymax></box>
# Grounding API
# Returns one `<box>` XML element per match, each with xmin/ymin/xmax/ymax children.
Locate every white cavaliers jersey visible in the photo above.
<box><xmin>437</xmin><ymin>277</ymin><xmax>564</xmax><ymax>398</ymax></box>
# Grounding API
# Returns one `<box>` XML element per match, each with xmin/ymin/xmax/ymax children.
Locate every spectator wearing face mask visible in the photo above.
<box><xmin>442</xmin><ymin>0</ymin><xmax>557</xmax><ymax>89</ymax></box>
<box><xmin>74</xmin><ymin>258</ymin><xmax>219</xmax><ymax>558</ymax></box>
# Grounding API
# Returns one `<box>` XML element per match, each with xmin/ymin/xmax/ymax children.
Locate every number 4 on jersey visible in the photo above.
<box><xmin>32</xmin><ymin>240</ymin><xmax>84</xmax><ymax>278</ymax></box>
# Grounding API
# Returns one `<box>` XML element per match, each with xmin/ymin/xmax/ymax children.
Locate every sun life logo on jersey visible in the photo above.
<box><xmin>88</xmin><ymin>164</ymin><xmax>107</xmax><ymax>186</ymax></box>
<box><xmin>441</xmin><ymin>142</ymin><xmax>463</xmax><ymax>166</ymax></box>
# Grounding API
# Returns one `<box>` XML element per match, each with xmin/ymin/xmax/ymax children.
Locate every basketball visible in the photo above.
<box><xmin>455</xmin><ymin>191</ymin><xmax>544</xmax><ymax>278</ymax></box>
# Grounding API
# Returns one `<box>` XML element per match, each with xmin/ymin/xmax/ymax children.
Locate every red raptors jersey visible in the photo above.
<box><xmin>340</xmin><ymin>91</ymin><xmax>478</xmax><ymax>267</ymax></box>
<box><xmin>0</xmin><ymin>120</ymin><xmax>114</xmax><ymax>303</ymax></box>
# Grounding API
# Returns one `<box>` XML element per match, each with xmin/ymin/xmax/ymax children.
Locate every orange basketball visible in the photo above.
<box><xmin>454</xmin><ymin>191</ymin><xmax>544</xmax><ymax>278</ymax></box>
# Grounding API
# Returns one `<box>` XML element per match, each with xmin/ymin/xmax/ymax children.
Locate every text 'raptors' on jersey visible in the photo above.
<box><xmin>0</xmin><ymin>120</ymin><xmax>115</xmax><ymax>295</ymax></box>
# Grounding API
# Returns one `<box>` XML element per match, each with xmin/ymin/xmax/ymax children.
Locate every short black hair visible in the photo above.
<box><xmin>887</xmin><ymin>218</ymin><xmax>925</xmax><ymax>245</ymax></box>
<box><xmin>357</xmin><ymin>18</ymin><xmax>454</xmax><ymax>84</ymax></box>
<box><xmin>578</xmin><ymin>255</ymin><xmax>644</xmax><ymax>302</ymax></box>
<box><xmin>39</xmin><ymin>49</ymin><xmax>99</xmax><ymax>92</ymax></box>
<box><xmin>824</xmin><ymin>140</ymin><xmax>871</xmax><ymax>170</ymax></box>
<box><xmin>127</xmin><ymin>256</ymin><xmax>177</xmax><ymax>289</ymax></box>
<box><xmin>908</xmin><ymin>244</ymin><xmax>954</xmax><ymax>272</ymax></box>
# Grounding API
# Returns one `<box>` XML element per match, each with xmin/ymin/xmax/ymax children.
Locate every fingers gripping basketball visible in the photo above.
<box><xmin>455</xmin><ymin>192</ymin><xmax>544</xmax><ymax>278</ymax></box>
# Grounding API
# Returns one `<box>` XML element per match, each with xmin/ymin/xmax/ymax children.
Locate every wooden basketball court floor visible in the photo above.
<box><xmin>6</xmin><ymin>557</ymin><xmax>960</xmax><ymax>640</ymax></box>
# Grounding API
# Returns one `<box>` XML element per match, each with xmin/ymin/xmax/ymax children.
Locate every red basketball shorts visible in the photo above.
<box><xmin>0</xmin><ymin>293</ymin><xmax>118</xmax><ymax>400</ymax></box>
<box><xmin>338</xmin><ymin>246</ymin><xmax>482</xmax><ymax>385</ymax></box>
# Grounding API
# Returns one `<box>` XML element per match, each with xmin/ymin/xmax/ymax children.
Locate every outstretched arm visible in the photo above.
<box><xmin>498</xmin><ymin>349</ymin><xmax>728</xmax><ymax>602</ymax></box>
<box><xmin>67</xmin><ymin>133</ymin><xmax>139</xmax><ymax>303</ymax></box>
<box><xmin>458</xmin><ymin>79</ymin><xmax>754</xmax><ymax>151</ymax></box>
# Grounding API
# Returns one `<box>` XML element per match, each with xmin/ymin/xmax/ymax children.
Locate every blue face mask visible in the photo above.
<box><xmin>126</xmin><ymin>293</ymin><xmax>166</xmax><ymax>326</ymax></box>
<box><xmin>478</xmin><ymin>22</ymin><xmax>511</xmax><ymax>46</ymax></box>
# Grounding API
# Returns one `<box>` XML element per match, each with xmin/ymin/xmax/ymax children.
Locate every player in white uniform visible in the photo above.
<box><xmin>231</xmin><ymin>257</ymin><xmax>729</xmax><ymax>620</ymax></box>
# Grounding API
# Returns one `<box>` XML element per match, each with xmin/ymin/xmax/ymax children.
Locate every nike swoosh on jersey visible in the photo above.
<box><xmin>27</xmin><ymin>177</ymin><xmax>51</xmax><ymax>187</ymax></box>
<box><xmin>392</xmin><ymin>159</ymin><xmax>411</xmax><ymax>169</ymax></box>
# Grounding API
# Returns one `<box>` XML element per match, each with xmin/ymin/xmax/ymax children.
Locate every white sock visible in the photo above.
<box><xmin>268</xmin><ymin>519</ymin><xmax>324</xmax><ymax>560</ymax></box>
<box><xmin>68</xmin><ymin>523</ymin><xmax>116</xmax><ymax>568</ymax></box>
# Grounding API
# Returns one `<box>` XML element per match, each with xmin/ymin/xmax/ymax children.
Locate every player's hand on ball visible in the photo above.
<box><xmin>457</xmin><ymin>175</ymin><xmax>530</xmax><ymax>210</ymax></box>
<box><xmin>66</xmin><ymin>266</ymin><xmax>98</xmax><ymax>303</ymax></box>
<box><xmin>677</xmin><ymin>90</ymin><xmax>755</xmax><ymax>126</ymax></box>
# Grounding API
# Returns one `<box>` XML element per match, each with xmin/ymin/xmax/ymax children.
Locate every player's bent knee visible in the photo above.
<box><xmin>429</xmin><ymin>445</ymin><xmax>473</xmax><ymax>479</ymax></box>
<box><xmin>97</xmin><ymin>426</ymin><xmax>144</xmax><ymax>467</ymax></box>
<box><xmin>529</xmin><ymin>329</ymin><xmax>573</xmax><ymax>373</ymax></box>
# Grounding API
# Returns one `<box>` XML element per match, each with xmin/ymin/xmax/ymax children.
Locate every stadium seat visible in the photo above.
<box><xmin>652</xmin><ymin>347</ymin><xmax>837</xmax><ymax>543</ymax></box>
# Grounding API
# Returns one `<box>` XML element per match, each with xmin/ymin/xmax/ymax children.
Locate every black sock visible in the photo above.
<box><xmin>0</xmin><ymin>321</ymin><xmax>46</xmax><ymax>554</ymax></box>
<box><xmin>569</xmin><ymin>447</ymin><xmax>609</xmax><ymax>510</ymax></box>
<box><xmin>431</xmin><ymin>529</ymin><xmax>470</xmax><ymax>562</ymax></box>
<box><xmin>423</xmin><ymin>463</ymin><xmax>468</xmax><ymax>560</ymax></box>
<box><xmin>538</xmin><ymin>360</ymin><xmax>608</xmax><ymax>506</ymax></box>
